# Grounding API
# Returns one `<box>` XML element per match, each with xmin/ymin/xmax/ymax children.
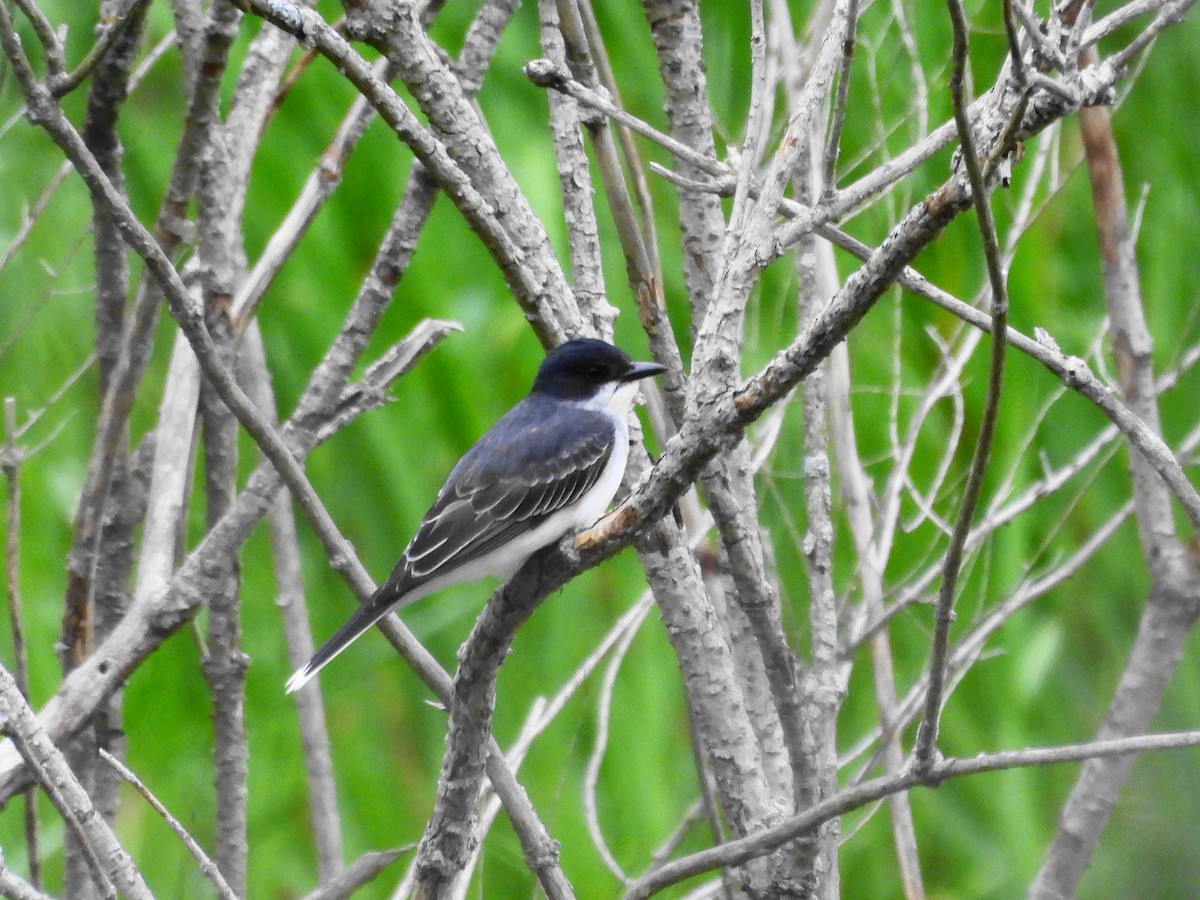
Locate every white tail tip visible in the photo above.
<box><xmin>284</xmin><ymin>666</ymin><xmax>316</xmax><ymax>694</ymax></box>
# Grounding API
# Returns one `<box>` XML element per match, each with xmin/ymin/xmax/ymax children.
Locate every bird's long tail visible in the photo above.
<box><xmin>284</xmin><ymin>590</ymin><xmax>401</xmax><ymax>694</ymax></box>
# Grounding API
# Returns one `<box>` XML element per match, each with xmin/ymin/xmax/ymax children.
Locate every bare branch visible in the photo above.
<box><xmin>0</xmin><ymin>664</ymin><xmax>151</xmax><ymax>899</ymax></box>
<box><xmin>625</xmin><ymin>731</ymin><xmax>1200</xmax><ymax>899</ymax></box>
<box><xmin>243</xmin><ymin>324</ymin><xmax>344</xmax><ymax>880</ymax></box>
<box><xmin>1028</xmin><ymin>37</ymin><xmax>1200</xmax><ymax>898</ymax></box>
<box><xmin>0</xmin><ymin>320</ymin><xmax>456</xmax><ymax>798</ymax></box>
<box><xmin>98</xmin><ymin>750</ymin><xmax>238</xmax><ymax>900</ymax></box>
<box><xmin>2</xmin><ymin>400</ymin><xmax>39</xmax><ymax>889</ymax></box>
<box><xmin>238</xmin><ymin>0</ymin><xmax>581</xmax><ymax>344</ymax></box>
<box><xmin>915</xmin><ymin>0</ymin><xmax>1012</xmax><ymax>773</ymax></box>
<box><xmin>300</xmin><ymin>849</ymin><xmax>408</xmax><ymax>900</ymax></box>
<box><xmin>536</xmin><ymin>0</ymin><xmax>611</xmax><ymax>333</ymax></box>
<box><xmin>0</xmin><ymin>865</ymin><xmax>53</xmax><ymax>900</ymax></box>
<box><xmin>48</xmin><ymin>0</ymin><xmax>151</xmax><ymax>97</ymax></box>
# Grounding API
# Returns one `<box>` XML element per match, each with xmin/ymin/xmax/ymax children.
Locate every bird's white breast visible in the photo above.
<box><xmin>570</xmin><ymin>378</ymin><xmax>637</xmax><ymax>526</ymax></box>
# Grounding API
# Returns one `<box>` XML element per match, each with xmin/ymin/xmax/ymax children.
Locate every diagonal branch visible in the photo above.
<box><xmin>0</xmin><ymin>665</ymin><xmax>151</xmax><ymax>899</ymax></box>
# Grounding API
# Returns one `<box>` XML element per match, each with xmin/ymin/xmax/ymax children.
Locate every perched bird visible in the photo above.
<box><xmin>285</xmin><ymin>339</ymin><xmax>667</xmax><ymax>693</ymax></box>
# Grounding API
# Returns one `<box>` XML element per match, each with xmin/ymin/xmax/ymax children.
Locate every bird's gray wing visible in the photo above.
<box><xmin>398</xmin><ymin>400</ymin><xmax>616</xmax><ymax>584</ymax></box>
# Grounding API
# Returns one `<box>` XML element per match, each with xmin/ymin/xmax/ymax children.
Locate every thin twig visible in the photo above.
<box><xmin>98</xmin><ymin>750</ymin><xmax>238</xmax><ymax>900</ymax></box>
<box><xmin>300</xmin><ymin>849</ymin><xmax>409</xmax><ymax>900</ymax></box>
<box><xmin>848</xmin><ymin>326</ymin><xmax>1200</xmax><ymax>654</ymax></box>
<box><xmin>795</xmin><ymin>196</ymin><xmax>847</xmax><ymax>899</ymax></box>
<box><xmin>581</xmin><ymin>596</ymin><xmax>644</xmax><ymax>885</ymax></box>
<box><xmin>524</xmin><ymin>59</ymin><xmax>725</xmax><ymax>183</ymax></box>
<box><xmin>625</xmin><ymin>730</ymin><xmax>1200</xmax><ymax>899</ymax></box>
<box><xmin>242</xmin><ymin>324</ymin><xmax>344</xmax><ymax>881</ymax></box>
<box><xmin>914</xmin><ymin>0</ymin><xmax>1012</xmax><ymax>772</ymax></box>
<box><xmin>820</xmin><ymin>0</ymin><xmax>860</xmax><ymax>195</ymax></box>
<box><xmin>0</xmin><ymin>164</ymin><xmax>70</xmax><ymax>273</ymax></box>
<box><xmin>49</xmin><ymin>0</ymin><xmax>152</xmax><ymax>96</ymax></box>
<box><xmin>9</xmin><ymin>0</ymin><xmax>64</xmax><ymax>77</ymax></box>
<box><xmin>1104</xmin><ymin>0</ymin><xmax>1194</xmax><ymax>73</ymax></box>
<box><xmin>843</xmin><ymin>494</ymin><xmax>1132</xmax><ymax>774</ymax></box>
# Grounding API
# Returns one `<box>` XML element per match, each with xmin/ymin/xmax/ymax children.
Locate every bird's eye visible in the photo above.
<box><xmin>586</xmin><ymin>365</ymin><xmax>606</xmax><ymax>380</ymax></box>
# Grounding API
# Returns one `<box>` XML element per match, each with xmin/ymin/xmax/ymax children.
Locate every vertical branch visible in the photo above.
<box><xmin>1028</xmin><ymin>41</ymin><xmax>1200</xmax><ymax>900</ymax></box>
<box><xmin>633</xmin><ymin>517</ymin><xmax>786</xmax><ymax>896</ymax></box>
<box><xmin>198</xmin><ymin>110</ymin><xmax>249</xmax><ymax>900</ymax></box>
<box><xmin>80</xmin><ymin>450</ymin><xmax>143</xmax><ymax>896</ymax></box>
<box><xmin>732</xmin><ymin>0</ymin><xmax>771</xmax><ymax>232</ymax></box>
<box><xmin>85</xmin><ymin>0</ymin><xmax>145</xmax><ymax>393</ymax></box>
<box><xmin>71</xmin><ymin>3</ymin><xmax>150</xmax><ymax>895</ymax></box>
<box><xmin>222</xmin><ymin>4</ymin><xmax>306</xmax><ymax>226</ymax></box>
<box><xmin>1077</xmin><ymin>51</ymin><xmax>1173</xmax><ymax>561</ymax></box>
<box><xmin>914</xmin><ymin>0</ymin><xmax>1010</xmax><ymax>772</ymax></box>
<box><xmin>684</xmin><ymin>571</ymin><xmax>750</xmax><ymax>900</ymax></box>
<box><xmin>412</xmin><ymin>555</ymin><xmax>575</xmax><ymax>900</ymax></box>
<box><xmin>793</xmin><ymin>144</ymin><xmax>849</xmax><ymax>897</ymax></box>
<box><xmin>132</xmin><ymin>334</ymin><xmax>201</xmax><ymax>610</ymax></box>
<box><xmin>545</xmin><ymin>12</ymin><xmax>792</xmax><ymax>891</ymax></box>
<box><xmin>51</xmin><ymin>0</ymin><xmax>146</xmax><ymax>885</ymax></box>
<box><xmin>59</xmin><ymin>0</ymin><xmax>236</xmax><ymax>741</ymax></box>
<box><xmin>554</xmin><ymin>0</ymin><xmax>686</xmax><ymax>393</ymax></box>
<box><xmin>192</xmin><ymin>7</ymin><xmax>250</xmax><ymax>892</ymax></box>
<box><xmin>575</xmin><ymin>0</ymin><xmax>663</xmax><ymax>279</ymax></box>
<box><xmin>797</xmin><ymin>353</ymin><xmax>843</xmax><ymax>900</ymax></box>
<box><xmin>537</xmin><ymin>11</ymin><xmax>798</xmax><ymax>889</ymax></box>
<box><xmin>571</xmin><ymin>0</ymin><xmax>674</xmax><ymax>363</ymax></box>
<box><xmin>783</xmin><ymin>6</ymin><xmax>926</xmax><ymax>892</ymax></box>
<box><xmin>170</xmin><ymin>0</ymin><xmax>206</xmax><ymax>84</ymax></box>
<box><xmin>809</xmin><ymin>9</ymin><xmax>927</xmax><ymax>897</ymax></box>
<box><xmin>819</xmin><ymin>0</ymin><xmax>859</xmax><ymax>195</ymax></box>
<box><xmin>199</xmin><ymin>340</ymin><xmax>247</xmax><ymax>898</ymax></box>
<box><xmin>536</xmin><ymin>0</ymin><xmax>613</xmax><ymax>334</ymax></box>
<box><xmin>194</xmin><ymin>1</ymin><xmax>314</xmax><ymax>884</ymax></box>
<box><xmin>583</xmin><ymin>15</ymin><xmax>813</xmax><ymax>894</ymax></box>
<box><xmin>641</xmin><ymin>0</ymin><xmax>727</xmax><ymax>324</ymax></box>
<box><xmin>690</xmin><ymin>7</ymin><xmax>851</xmax><ymax>893</ymax></box>
<box><xmin>801</xmin><ymin>0</ymin><xmax>921</xmax><ymax>888</ymax></box>
<box><xmin>637</xmin><ymin>8</ymin><xmax>745</xmax><ymax>870</ymax></box>
<box><xmin>243</xmin><ymin>324</ymin><xmax>345</xmax><ymax>880</ymax></box>
<box><xmin>2</xmin><ymin>400</ymin><xmax>39</xmax><ymax>888</ymax></box>
<box><xmin>708</xmin><ymin>544</ymin><xmax>795</xmax><ymax>814</ymax></box>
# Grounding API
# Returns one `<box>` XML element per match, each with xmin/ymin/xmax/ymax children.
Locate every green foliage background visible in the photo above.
<box><xmin>1</xmin><ymin>1</ymin><xmax>1198</xmax><ymax>897</ymax></box>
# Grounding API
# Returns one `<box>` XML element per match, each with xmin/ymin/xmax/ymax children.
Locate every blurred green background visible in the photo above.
<box><xmin>1</xmin><ymin>0</ymin><xmax>1199</xmax><ymax>897</ymax></box>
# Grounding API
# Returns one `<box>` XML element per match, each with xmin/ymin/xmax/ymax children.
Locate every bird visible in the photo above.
<box><xmin>285</xmin><ymin>338</ymin><xmax>667</xmax><ymax>693</ymax></box>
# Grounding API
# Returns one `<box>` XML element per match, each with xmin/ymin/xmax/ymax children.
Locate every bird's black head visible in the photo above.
<box><xmin>531</xmin><ymin>339</ymin><xmax>667</xmax><ymax>400</ymax></box>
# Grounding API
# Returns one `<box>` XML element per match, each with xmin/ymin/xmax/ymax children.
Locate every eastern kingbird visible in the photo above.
<box><xmin>285</xmin><ymin>339</ymin><xmax>667</xmax><ymax>693</ymax></box>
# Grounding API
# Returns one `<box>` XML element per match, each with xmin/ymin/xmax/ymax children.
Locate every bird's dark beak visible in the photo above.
<box><xmin>622</xmin><ymin>360</ymin><xmax>668</xmax><ymax>382</ymax></box>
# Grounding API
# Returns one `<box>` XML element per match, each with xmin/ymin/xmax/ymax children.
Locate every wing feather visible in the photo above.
<box><xmin>394</xmin><ymin>398</ymin><xmax>615</xmax><ymax>586</ymax></box>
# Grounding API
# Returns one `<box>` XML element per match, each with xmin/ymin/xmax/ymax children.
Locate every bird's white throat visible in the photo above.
<box><xmin>580</xmin><ymin>379</ymin><xmax>643</xmax><ymax>419</ymax></box>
